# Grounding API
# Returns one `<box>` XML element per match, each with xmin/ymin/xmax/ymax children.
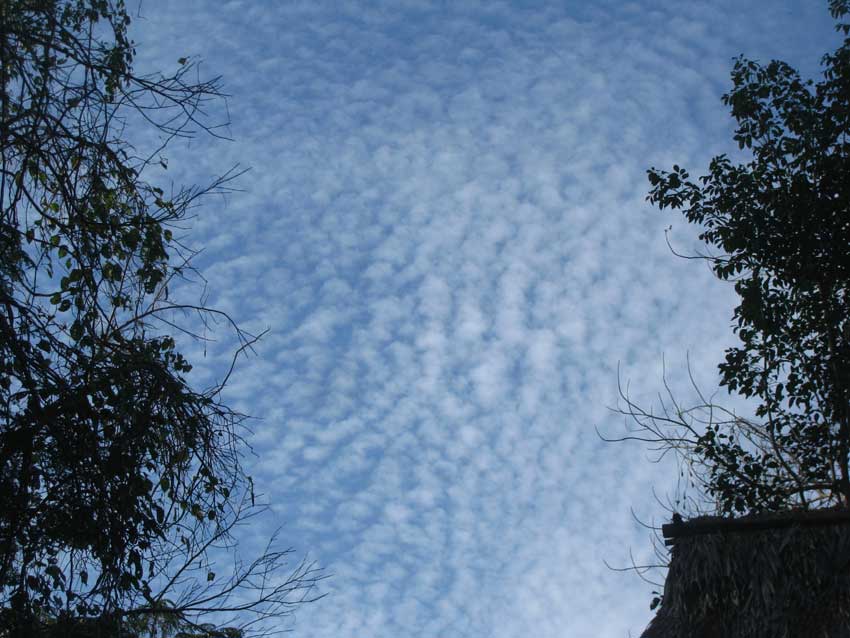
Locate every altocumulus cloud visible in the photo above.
<box><xmin>129</xmin><ymin>2</ymin><xmax>837</xmax><ymax>636</ymax></box>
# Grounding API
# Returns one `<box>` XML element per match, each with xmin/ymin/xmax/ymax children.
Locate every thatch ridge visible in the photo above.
<box><xmin>641</xmin><ymin>511</ymin><xmax>850</xmax><ymax>638</ymax></box>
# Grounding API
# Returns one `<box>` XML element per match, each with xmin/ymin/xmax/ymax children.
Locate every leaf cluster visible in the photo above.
<box><xmin>0</xmin><ymin>2</ymin><xmax>321</xmax><ymax>636</ymax></box>
<box><xmin>641</xmin><ymin>1</ymin><xmax>850</xmax><ymax>515</ymax></box>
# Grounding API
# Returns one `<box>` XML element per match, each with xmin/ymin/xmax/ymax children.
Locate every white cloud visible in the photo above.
<box><xmin>127</xmin><ymin>1</ymin><xmax>841</xmax><ymax>636</ymax></box>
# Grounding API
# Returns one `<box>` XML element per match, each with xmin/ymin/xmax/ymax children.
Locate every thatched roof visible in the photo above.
<box><xmin>641</xmin><ymin>510</ymin><xmax>850</xmax><ymax>638</ymax></box>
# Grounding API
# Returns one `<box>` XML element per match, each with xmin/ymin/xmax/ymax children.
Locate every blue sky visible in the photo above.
<box><xmin>128</xmin><ymin>2</ymin><xmax>836</xmax><ymax>636</ymax></box>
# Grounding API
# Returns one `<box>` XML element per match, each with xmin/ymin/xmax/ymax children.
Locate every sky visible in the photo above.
<box><xmin>126</xmin><ymin>2</ymin><xmax>838</xmax><ymax>636</ymax></box>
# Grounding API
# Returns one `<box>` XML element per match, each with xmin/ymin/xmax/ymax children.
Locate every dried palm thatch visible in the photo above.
<box><xmin>641</xmin><ymin>510</ymin><xmax>850</xmax><ymax>638</ymax></box>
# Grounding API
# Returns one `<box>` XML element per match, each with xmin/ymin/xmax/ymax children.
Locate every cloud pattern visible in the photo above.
<box><xmin>129</xmin><ymin>2</ymin><xmax>838</xmax><ymax>636</ymax></box>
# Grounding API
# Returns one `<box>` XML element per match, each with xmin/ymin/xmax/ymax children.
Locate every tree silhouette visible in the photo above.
<box><xmin>614</xmin><ymin>0</ymin><xmax>850</xmax><ymax>516</ymax></box>
<box><xmin>0</xmin><ymin>1</ymin><xmax>321</xmax><ymax>635</ymax></box>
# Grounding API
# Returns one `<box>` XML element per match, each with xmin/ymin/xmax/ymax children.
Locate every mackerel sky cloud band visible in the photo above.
<box><xmin>129</xmin><ymin>2</ymin><xmax>837</xmax><ymax>636</ymax></box>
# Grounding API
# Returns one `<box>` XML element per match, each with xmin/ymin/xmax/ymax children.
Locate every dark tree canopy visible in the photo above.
<box><xmin>0</xmin><ymin>1</ymin><xmax>319</xmax><ymax>636</ymax></box>
<box><xmin>640</xmin><ymin>0</ymin><xmax>850</xmax><ymax>515</ymax></box>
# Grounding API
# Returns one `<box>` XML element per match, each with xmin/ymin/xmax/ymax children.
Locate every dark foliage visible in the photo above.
<box><xmin>0</xmin><ymin>1</ymin><xmax>320</xmax><ymax>636</ymax></box>
<box><xmin>640</xmin><ymin>0</ymin><xmax>850</xmax><ymax>515</ymax></box>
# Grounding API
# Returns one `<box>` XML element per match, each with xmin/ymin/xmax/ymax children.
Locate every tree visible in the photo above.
<box><xmin>0</xmin><ymin>1</ymin><xmax>320</xmax><ymax>635</ymax></box>
<box><xmin>615</xmin><ymin>0</ymin><xmax>850</xmax><ymax>517</ymax></box>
